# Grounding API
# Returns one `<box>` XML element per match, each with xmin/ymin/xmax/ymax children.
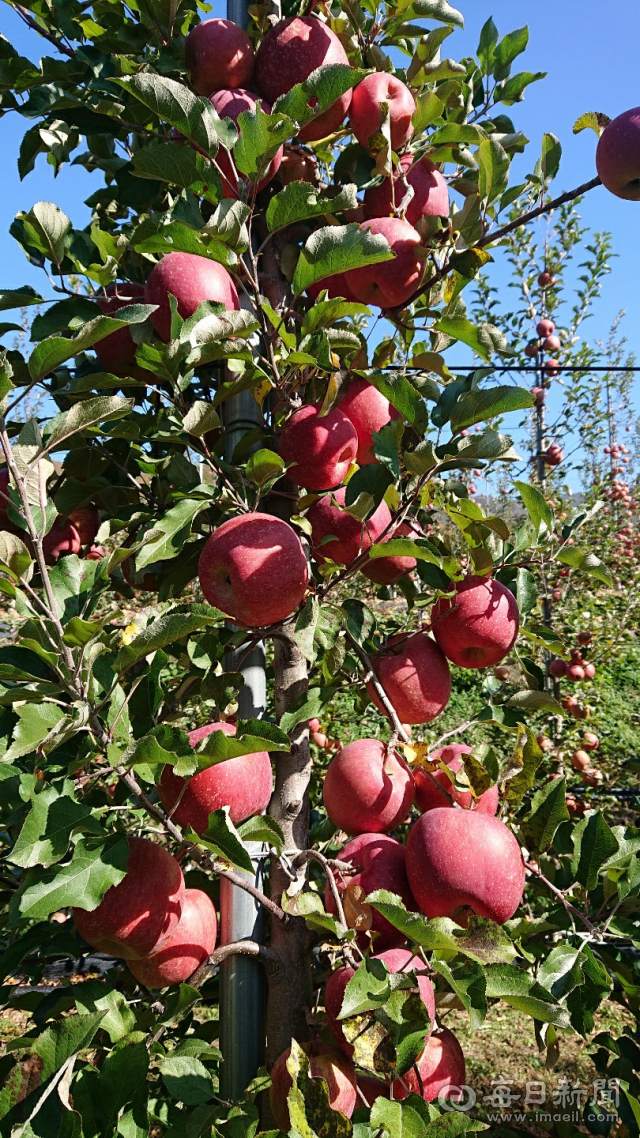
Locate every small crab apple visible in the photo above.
<box><xmin>536</xmin><ymin>319</ymin><xmax>555</xmax><ymax>337</ymax></box>
<box><xmin>198</xmin><ymin>513</ymin><xmax>308</xmax><ymax>628</ymax></box>
<box><xmin>571</xmin><ymin>750</ymin><xmax>592</xmax><ymax>772</ymax></box>
<box><xmin>538</xmin><ymin>271</ymin><xmax>557</xmax><ymax>287</ymax></box>
<box><xmin>582</xmin><ymin>731</ymin><xmax>599</xmax><ymax>750</ymax></box>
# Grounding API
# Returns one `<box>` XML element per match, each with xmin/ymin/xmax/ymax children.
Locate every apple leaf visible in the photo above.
<box><xmin>571</xmin><ymin>812</ymin><xmax>620</xmax><ymax>891</ymax></box>
<box><xmin>399</xmin><ymin>0</ymin><xmax>464</xmax><ymax>25</ymax></box>
<box><xmin>117</xmin><ymin>73</ymin><xmax>231</xmax><ymax>153</ymax></box>
<box><xmin>135</xmin><ymin>498</ymin><xmax>210</xmax><ymax>570</ymax></box>
<box><xmin>367</xmin><ymin>537</ymin><xmax>443</xmax><ymax>567</ymax></box>
<box><xmin>274</xmin><ymin>64</ymin><xmax>367</xmax><ymax>126</ymax></box>
<box><xmin>281</xmin><ymin>890</ymin><xmax>344</xmax><ymax>938</ymax></box>
<box><xmin>22</xmin><ymin>201</ymin><xmax>71</xmax><ymax>265</ymax></box>
<box><xmin>502</xmin><ymin>726</ymin><xmax>544</xmax><ymax>805</ymax></box>
<box><xmin>43</xmin><ymin>396</ymin><xmax>134</xmax><ymax>453</ymax></box>
<box><xmin>13</xmin><ymin>835</ymin><xmax>129</xmax><ymax>921</ymax></box>
<box><xmin>160</xmin><ymin>1055</ymin><xmax>215</xmax><ymax>1106</ymax></box>
<box><xmin>122</xmin><ymin>726</ymin><xmax>193</xmax><ymax>771</ymax></box>
<box><xmin>8</xmin><ymin>785</ymin><xmax>97</xmax><ymax>869</ymax></box>
<box><xmin>266</xmin><ymin>181</ymin><xmax>359</xmax><ymax>232</ymax></box>
<box><xmin>556</xmin><ymin>546</ymin><xmax>614</xmax><ymax>587</ymax></box>
<box><xmin>29</xmin><ymin>309</ymin><xmax>154</xmax><ymax>380</ymax></box>
<box><xmin>292</xmin><ymin>224</ymin><xmax>393</xmax><ymax>296</ymax></box>
<box><xmin>234</xmin><ymin>104</ymin><xmax>295</xmax><ymax>182</ymax></box>
<box><xmin>132</xmin><ymin>143</ymin><xmax>223</xmax><ymax>205</ymax></box>
<box><xmin>507</xmin><ymin>690</ymin><xmax>564</xmax><ymax>713</ymax></box>
<box><xmin>366</xmin><ymin>369</ymin><xmax>427</xmax><ymax>429</ymax></box>
<box><xmin>182</xmin><ymin>400</ymin><xmax>221</xmax><ymax>436</ymax></box>
<box><xmin>237</xmin><ymin>814</ymin><xmax>284</xmax><ymax>854</ymax></box>
<box><xmin>449</xmin><ymin>384</ymin><xmax>531</xmax><ymax>430</ymax></box>
<box><xmin>0</xmin><ymin>286</ymin><xmax>44</xmax><ymax>312</ymax></box>
<box><xmin>114</xmin><ymin>604</ymin><xmax>223</xmax><ymax>673</ymax></box>
<box><xmin>520</xmin><ymin>777</ymin><xmax>570</xmax><ymax>853</ymax></box>
<box><xmin>483</xmin><ymin>964</ymin><xmax>570</xmax><ymax>1027</ymax></box>
<box><xmin>573</xmin><ymin>111</ymin><xmax>610</xmax><ymax>137</ymax></box>
<box><xmin>194</xmin><ymin>718</ymin><xmax>289</xmax><ymax>769</ymax></box>
<box><xmin>515</xmin><ymin>479</ymin><xmax>553</xmax><ymax>537</ymax></box>
<box><xmin>187</xmin><ymin>810</ymin><xmax>254</xmax><ymax>874</ymax></box>
<box><xmin>286</xmin><ymin>1039</ymin><xmax>353</xmax><ymax>1138</ymax></box>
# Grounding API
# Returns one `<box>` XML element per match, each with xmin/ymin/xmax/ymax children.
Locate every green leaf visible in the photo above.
<box><xmin>281</xmin><ymin>890</ymin><xmax>344</xmax><ymax>937</ymax></box>
<box><xmin>182</xmin><ymin>400</ymin><xmax>221</xmax><ymax>436</ymax></box>
<box><xmin>274</xmin><ymin>64</ymin><xmax>366</xmax><ymax>128</ymax></box>
<box><xmin>293</xmin><ymin>224</ymin><xmax>393</xmax><ymax>295</ymax></box>
<box><xmin>0</xmin><ymin>287</ymin><xmax>44</xmax><ymax>312</ymax></box>
<box><xmin>234</xmin><ymin>104</ymin><xmax>295</xmax><ymax>182</ymax></box>
<box><xmin>503</xmin><ymin>727</ymin><xmax>544</xmax><ymax>805</ymax></box>
<box><xmin>520</xmin><ymin>777</ymin><xmax>570</xmax><ymax>853</ymax></box>
<box><xmin>435</xmin><ymin>319</ymin><xmax>515</xmax><ymax>365</ymax></box>
<box><xmin>132</xmin><ymin>143</ymin><xmax>222</xmax><ymax>204</ymax></box>
<box><xmin>477</xmin><ymin>138</ymin><xmax>510</xmax><ymax>204</ymax></box>
<box><xmin>535</xmin><ymin>132</ymin><xmax>562</xmax><ymax>182</ymax></box>
<box><xmin>367</xmin><ymin>537</ymin><xmax>442</xmax><ymax>568</ymax></box>
<box><xmin>498</xmin><ymin>71</ymin><xmax>546</xmax><ymax>106</ymax></box>
<box><xmin>399</xmin><ymin>0</ymin><xmax>463</xmax><ymax>26</ymax></box>
<box><xmin>136</xmin><ymin>498</ymin><xmax>209</xmax><ymax>569</ymax></box>
<box><xmin>188</xmin><ymin>809</ymin><xmax>253</xmax><ymax>873</ymax></box>
<box><xmin>33</xmin><ymin>1011</ymin><xmax>106</xmax><ymax>1081</ymax></box>
<box><xmin>573</xmin><ymin>111</ymin><xmax>610</xmax><ymax>137</ymax></box>
<box><xmin>74</xmin><ymin>980</ymin><xmax>137</xmax><ymax>1043</ymax></box>
<box><xmin>370</xmin><ymin>1098</ymin><xmax>430</xmax><ymax>1138</ymax></box>
<box><xmin>477</xmin><ymin>17</ymin><xmax>498</xmax><ymax>71</ymax></box>
<box><xmin>295</xmin><ymin>596</ymin><xmax>320</xmax><ymax>665</ymax></box>
<box><xmin>22</xmin><ymin>201</ymin><xmax>71</xmax><ymax>265</ymax></box>
<box><xmin>194</xmin><ymin>718</ymin><xmax>289</xmax><ymax>766</ymax></box>
<box><xmin>344</xmin><ymin>464</ymin><xmax>394</xmax><ymax>517</ymax></box>
<box><xmin>507</xmin><ymin>690</ymin><xmax>564</xmax><ymax>713</ymax></box>
<box><xmin>9</xmin><ymin>785</ymin><xmax>96</xmax><ymax>868</ymax></box>
<box><xmin>493</xmin><ymin>26</ymin><xmax>529</xmax><ymax>79</ymax></box>
<box><xmin>279</xmin><ymin>685</ymin><xmax>338</xmax><ymax>735</ymax></box>
<box><xmin>114</xmin><ymin>603</ymin><xmax>222</xmax><ymax>672</ymax></box>
<box><xmin>484</xmin><ymin>964</ymin><xmax>570</xmax><ymax>1027</ymax></box>
<box><xmin>160</xmin><ymin>1055</ymin><xmax>214</xmax><ymax>1105</ymax></box>
<box><xmin>29</xmin><ymin>309</ymin><xmax>154</xmax><ymax>380</ymax></box>
<box><xmin>556</xmin><ymin>547</ymin><xmax>614</xmax><ymax>587</ymax></box>
<box><xmin>366</xmin><ymin>370</ymin><xmax>427</xmax><ymax>429</ymax></box>
<box><xmin>237</xmin><ymin>814</ymin><xmax>284</xmax><ymax>853</ymax></box>
<box><xmin>44</xmin><ymin>395</ymin><xmax>134</xmax><ymax>452</ymax></box>
<box><xmin>5</xmin><ymin>703</ymin><xmax>66</xmax><ymax>761</ymax></box>
<box><xmin>285</xmin><ymin>1038</ymin><xmax>353</xmax><ymax>1138</ymax></box>
<box><xmin>266</xmin><ymin>182</ymin><xmax>359</xmax><ymax>231</ymax></box>
<box><xmin>15</xmin><ymin>834</ymin><xmax>129</xmax><ymax>921</ymax></box>
<box><xmin>245</xmin><ymin>448</ymin><xmax>285</xmax><ymax>486</ymax></box>
<box><xmin>572</xmin><ymin>813</ymin><xmax>619</xmax><ymax>891</ymax></box>
<box><xmin>449</xmin><ymin>384</ymin><xmax>530</xmax><ymax>429</ymax></box>
<box><xmin>117</xmin><ymin>73</ymin><xmax>227</xmax><ymax>154</ymax></box>
<box><xmin>514</xmin><ymin>479</ymin><xmax>553</xmax><ymax>537</ymax></box>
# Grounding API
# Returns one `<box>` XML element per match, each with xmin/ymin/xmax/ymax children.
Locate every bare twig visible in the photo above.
<box><xmin>526</xmin><ymin>860</ymin><xmax>599</xmax><ymax>937</ymax></box>
<box><xmin>345</xmin><ymin>632</ymin><xmax>410</xmax><ymax>744</ymax></box>
<box><xmin>188</xmin><ymin>939</ymin><xmax>277</xmax><ymax>988</ymax></box>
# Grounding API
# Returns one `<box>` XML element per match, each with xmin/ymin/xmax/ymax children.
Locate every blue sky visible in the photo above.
<box><xmin>1</xmin><ymin>0</ymin><xmax>639</xmax><ymax>472</ymax></box>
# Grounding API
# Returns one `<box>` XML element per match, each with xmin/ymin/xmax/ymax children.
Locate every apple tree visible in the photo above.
<box><xmin>0</xmin><ymin>3</ymin><xmax>638</xmax><ymax>1137</ymax></box>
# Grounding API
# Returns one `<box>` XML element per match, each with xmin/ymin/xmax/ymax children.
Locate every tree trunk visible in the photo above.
<box><xmin>266</xmin><ymin>620</ymin><xmax>313</xmax><ymax>1066</ymax></box>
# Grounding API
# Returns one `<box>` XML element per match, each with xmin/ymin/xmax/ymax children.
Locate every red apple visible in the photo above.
<box><xmin>210</xmin><ymin>88</ymin><xmax>283</xmax><ymax>198</ymax></box>
<box><xmin>269</xmin><ymin>1044</ymin><xmax>357</xmax><ymax>1131</ymax></box>
<box><xmin>414</xmin><ymin>744</ymin><xmax>499</xmax><ymax>815</ymax></box>
<box><xmin>325</xmin><ymin>947</ymin><xmax>435</xmax><ymax>1057</ymax></box>
<box><xmin>531</xmin><ymin>386</ymin><xmax>546</xmax><ymax>406</ymax></box>
<box><xmin>198</xmin><ymin>512</ymin><xmax>308</xmax><ymax>627</ymax></box>
<box><xmin>323</xmin><ymin>738</ymin><xmax>415</xmax><ymax>834</ymax></box>
<box><xmin>431</xmin><ymin>576</ymin><xmax>519</xmax><ymax>669</ymax></box>
<box><xmin>255</xmin><ymin>17</ymin><xmax>352</xmax><ymax>143</ymax></box>
<box><xmin>308</xmin><ymin>485</ymin><xmax>391</xmax><ymax>567</ymax></box>
<box><xmin>596</xmin><ymin>108</ymin><xmax>640</xmax><ymax>200</ymax></box>
<box><xmin>582</xmin><ymin>731</ymin><xmax>599</xmax><ymax>750</ymax></box>
<box><xmin>309</xmin><ymin>717</ymin><xmax>321</xmax><ymax>732</ymax></box>
<box><xmin>280</xmin><ymin>145</ymin><xmax>318</xmax><ymax>185</ymax></box>
<box><xmin>127</xmin><ymin>888</ymin><xmax>217</xmax><ymax>988</ymax></box>
<box><xmin>544</xmin><ymin>359</ymin><xmax>561</xmax><ymax>377</ymax></box>
<box><xmin>185</xmin><ymin>18</ymin><xmax>254</xmax><ymax>95</ymax></box>
<box><xmin>549</xmin><ymin>658</ymin><xmax>566</xmax><ymax>678</ymax></box>
<box><xmin>94</xmin><ymin>283</ymin><xmax>146</xmax><ymax>377</ymax></box>
<box><xmin>536</xmin><ymin>319</ymin><xmax>555</xmax><ymax>337</ymax></box>
<box><xmin>279</xmin><ymin>403</ymin><xmax>358</xmax><ymax>491</ymax></box>
<box><xmin>577</xmin><ymin>631</ymin><xmax>593</xmax><ymax>646</ymax></box>
<box><xmin>350</xmin><ymin>73</ymin><xmax>416</xmax><ymax>151</ymax></box>
<box><xmin>43</xmin><ymin>516</ymin><xmax>82</xmax><ymax>564</ymax></box>
<box><xmin>69</xmin><ymin>505</ymin><xmax>100</xmax><ymax>545</ymax></box>
<box><xmin>73</xmin><ymin>837</ymin><xmax>185</xmax><ymax>960</ymax></box>
<box><xmin>344</xmin><ymin>217</ymin><xmax>423</xmax><ymax>309</ymax></box>
<box><xmin>393</xmin><ymin>1027</ymin><xmax>465</xmax><ymax>1102</ymax></box>
<box><xmin>584</xmin><ymin>662</ymin><xmax>596</xmax><ymax>679</ymax></box>
<box><xmin>312</xmin><ymin>731</ymin><xmax>328</xmax><ymax>748</ymax></box>
<box><xmin>524</xmin><ymin>342</ymin><xmax>540</xmax><ymax>358</ymax></box>
<box><xmin>571</xmin><ymin>750</ymin><xmax>592</xmax><ymax>772</ymax></box>
<box><xmin>306</xmin><ymin>273</ymin><xmax>359</xmax><ymax>303</ymax></box>
<box><xmin>362</xmin><ymin>522</ymin><xmax>417</xmax><ymax>586</ymax></box>
<box><xmin>145</xmin><ymin>252</ymin><xmax>239</xmax><ymax>342</ymax></box>
<box><xmin>406</xmin><ymin>808</ymin><xmax>525</xmax><ymax>925</ymax></box>
<box><xmin>566</xmin><ymin>664</ymin><xmax>585</xmax><ymax>682</ymax></box>
<box><xmin>538</xmin><ymin>271</ymin><xmax>556</xmax><ymax>288</ymax></box>
<box><xmin>583</xmin><ymin>768</ymin><xmax>603</xmax><ymax>787</ymax></box>
<box><xmin>338</xmin><ymin>378</ymin><xmax>400</xmax><ymax>466</ymax></box>
<box><xmin>158</xmin><ymin>721</ymin><xmax>273</xmax><ymax>831</ymax></box>
<box><xmin>367</xmin><ymin>632</ymin><xmax>451</xmax><ymax>725</ymax></box>
<box><xmin>85</xmin><ymin>545</ymin><xmax>105</xmax><ymax>561</ymax></box>
<box><xmin>325</xmin><ymin>832</ymin><xmax>416</xmax><ymax>951</ymax></box>
<box><xmin>543</xmin><ymin>334</ymin><xmax>561</xmax><ymax>351</ymax></box>
<box><xmin>363</xmin><ymin>155</ymin><xmax>448</xmax><ymax>226</ymax></box>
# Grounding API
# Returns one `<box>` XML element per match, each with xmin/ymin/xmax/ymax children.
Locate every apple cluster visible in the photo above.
<box><xmin>72</xmin><ymin>837</ymin><xmax>217</xmax><ymax>988</ymax></box>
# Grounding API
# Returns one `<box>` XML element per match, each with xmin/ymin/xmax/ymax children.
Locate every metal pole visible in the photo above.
<box><xmin>219</xmin><ymin>0</ymin><xmax>281</xmax><ymax>1096</ymax></box>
